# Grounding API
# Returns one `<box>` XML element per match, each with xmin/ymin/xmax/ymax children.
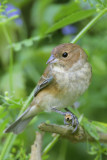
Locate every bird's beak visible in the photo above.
<box><xmin>46</xmin><ymin>54</ymin><xmax>58</xmax><ymax>64</ymax></box>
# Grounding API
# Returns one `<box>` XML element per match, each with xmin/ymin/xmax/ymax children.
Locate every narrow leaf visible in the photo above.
<box><xmin>54</xmin><ymin>2</ymin><xmax>80</xmax><ymax>22</ymax></box>
<box><xmin>82</xmin><ymin>118</ymin><xmax>99</xmax><ymax>140</ymax></box>
<box><xmin>92</xmin><ymin>121</ymin><xmax>107</xmax><ymax>133</ymax></box>
<box><xmin>47</xmin><ymin>9</ymin><xmax>96</xmax><ymax>34</ymax></box>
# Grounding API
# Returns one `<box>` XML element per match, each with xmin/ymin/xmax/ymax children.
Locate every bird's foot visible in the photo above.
<box><xmin>52</xmin><ymin>107</ymin><xmax>79</xmax><ymax>133</ymax></box>
<box><xmin>64</xmin><ymin>110</ymin><xmax>79</xmax><ymax>133</ymax></box>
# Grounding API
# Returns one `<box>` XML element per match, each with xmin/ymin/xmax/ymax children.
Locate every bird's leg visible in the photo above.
<box><xmin>52</xmin><ymin>107</ymin><xmax>79</xmax><ymax>133</ymax></box>
<box><xmin>51</xmin><ymin>108</ymin><xmax>65</xmax><ymax>116</ymax></box>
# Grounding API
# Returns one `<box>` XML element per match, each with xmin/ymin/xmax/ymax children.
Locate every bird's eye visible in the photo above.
<box><xmin>62</xmin><ymin>52</ymin><xmax>68</xmax><ymax>58</ymax></box>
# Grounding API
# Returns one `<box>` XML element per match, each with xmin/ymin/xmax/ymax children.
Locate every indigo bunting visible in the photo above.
<box><xmin>4</xmin><ymin>43</ymin><xmax>92</xmax><ymax>134</ymax></box>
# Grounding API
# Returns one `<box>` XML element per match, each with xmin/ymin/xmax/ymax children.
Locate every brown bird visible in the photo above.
<box><xmin>4</xmin><ymin>43</ymin><xmax>92</xmax><ymax>134</ymax></box>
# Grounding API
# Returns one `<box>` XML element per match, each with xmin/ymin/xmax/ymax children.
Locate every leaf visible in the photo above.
<box><xmin>92</xmin><ymin>121</ymin><xmax>107</xmax><ymax>133</ymax></box>
<box><xmin>46</xmin><ymin>9</ymin><xmax>96</xmax><ymax>34</ymax></box>
<box><xmin>22</xmin><ymin>39</ymin><xmax>33</xmax><ymax>47</ymax></box>
<box><xmin>8</xmin><ymin>9</ymin><xmax>96</xmax><ymax>51</ymax></box>
<box><xmin>0</xmin><ymin>107</ymin><xmax>9</xmax><ymax>135</ymax></box>
<box><xmin>54</xmin><ymin>2</ymin><xmax>80</xmax><ymax>22</ymax></box>
<box><xmin>82</xmin><ymin>118</ymin><xmax>99</xmax><ymax>140</ymax></box>
<box><xmin>88</xmin><ymin>150</ymin><xmax>97</xmax><ymax>155</ymax></box>
<box><xmin>94</xmin><ymin>154</ymin><xmax>102</xmax><ymax>160</ymax></box>
<box><xmin>12</xmin><ymin>43</ymin><xmax>22</xmax><ymax>51</ymax></box>
<box><xmin>96</xmin><ymin>0</ymin><xmax>106</xmax><ymax>6</ymax></box>
<box><xmin>78</xmin><ymin>114</ymin><xmax>84</xmax><ymax>123</ymax></box>
<box><xmin>10</xmin><ymin>36</ymin><xmax>42</xmax><ymax>51</ymax></box>
<box><xmin>0</xmin><ymin>15</ymin><xmax>19</xmax><ymax>25</ymax></box>
<box><xmin>42</xmin><ymin>154</ymin><xmax>49</xmax><ymax>160</ymax></box>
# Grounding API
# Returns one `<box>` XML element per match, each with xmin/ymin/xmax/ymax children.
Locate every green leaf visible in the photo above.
<box><xmin>12</xmin><ymin>43</ymin><xmax>22</xmax><ymax>51</ymax></box>
<box><xmin>22</xmin><ymin>39</ymin><xmax>33</xmax><ymax>47</ymax></box>
<box><xmin>10</xmin><ymin>36</ymin><xmax>42</xmax><ymax>51</ymax></box>
<box><xmin>42</xmin><ymin>154</ymin><xmax>49</xmax><ymax>160</ymax></box>
<box><xmin>96</xmin><ymin>0</ymin><xmax>105</xmax><ymax>6</ymax></box>
<box><xmin>92</xmin><ymin>121</ymin><xmax>107</xmax><ymax>133</ymax></box>
<box><xmin>46</xmin><ymin>9</ymin><xmax>96</xmax><ymax>34</ymax></box>
<box><xmin>7</xmin><ymin>9</ymin><xmax>18</xmax><ymax>14</ymax></box>
<box><xmin>94</xmin><ymin>154</ymin><xmax>102</xmax><ymax>160</ymax></box>
<box><xmin>0</xmin><ymin>15</ymin><xmax>19</xmax><ymax>25</ymax></box>
<box><xmin>82</xmin><ymin>118</ymin><xmax>99</xmax><ymax>140</ymax></box>
<box><xmin>54</xmin><ymin>2</ymin><xmax>80</xmax><ymax>22</ymax></box>
<box><xmin>88</xmin><ymin>150</ymin><xmax>97</xmax><ymax>155</ymax></box>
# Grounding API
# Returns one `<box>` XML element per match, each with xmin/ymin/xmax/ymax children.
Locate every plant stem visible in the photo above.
<box><xmin>0</xmin><ymin>89</ymin><xmax>35</xmax><ymax>160</ymax></box>
<box><xmin>71</xmin><ymin>8</ymin><xmax>107</xmax><ymax>43</ymax></box>
<box><xmin>1</xmin><ymin>8</ymin><xmax>107</xmax><ymax>160</ymax></box>
<box><xmin>2</xmin><ymin>25</ymin><xmax>13</xmax><ymax>94</ymax></box>
<box><xmin>0</xmin><ymin>134</ymin><xmax>16</xmax><ymax>160</ymax></box>
<box><xmin>57</xmin><ymin>140</ymin><xmax>68</xmax><ymax>160</ymax></box>
<box><xmin>42</xmin><ymin>135</ymin><xmax>60</xmax><ymax>156</ymax></box>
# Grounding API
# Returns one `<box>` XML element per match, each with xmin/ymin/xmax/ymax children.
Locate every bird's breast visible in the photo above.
<box><xmin>35</xmin><ymin>62</ymin><xmax>91</xmax><ymax>111</ymax></box>
<box><xmin>52</xmin><ymin>63</ymin><xmax>91</xmax><ymax>98</ymax></box>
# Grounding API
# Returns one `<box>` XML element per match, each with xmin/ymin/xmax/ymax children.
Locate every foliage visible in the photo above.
<box><xmin>0</xmin><ymin>0</ymin><xmax>107</xmax><ymax>160</ymax></box>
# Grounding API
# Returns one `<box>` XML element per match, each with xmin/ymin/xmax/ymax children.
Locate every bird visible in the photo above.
<box><xmin>4</xmin><ymin>43</ymin><xmax>92</xmax><ymax>134</ymax></box>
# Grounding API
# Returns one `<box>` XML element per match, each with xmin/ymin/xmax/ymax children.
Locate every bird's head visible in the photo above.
<box><xmin>46</xmin><ymin>43</ymin><xmax>88</xmax><ymax>70</ymax></box>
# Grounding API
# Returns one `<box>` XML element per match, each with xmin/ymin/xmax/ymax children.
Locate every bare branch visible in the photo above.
<box><xmin>30</xmin><ymin>131</ymin><xmax>43</xmax><ymax>160</ymax></box>
<box><xmin>39</xmin><ymin>123</ymin><xmax>107</xmax><ymax>143</ymax></box>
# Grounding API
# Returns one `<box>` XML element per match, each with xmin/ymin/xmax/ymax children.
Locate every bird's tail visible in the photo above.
<box><xmin>4</xmin><ymin>107</ymin><xmax>35</xmax><ymax>134</ymax></box>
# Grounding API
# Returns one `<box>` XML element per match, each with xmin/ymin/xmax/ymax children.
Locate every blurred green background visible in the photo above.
<box><xmin>0</xmin><ymin>0</ymin><xmax>107</xmax><ymax>160</ymax></box>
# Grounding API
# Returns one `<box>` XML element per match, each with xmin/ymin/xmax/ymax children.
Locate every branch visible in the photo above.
<box><xmin>39</xmin><ymin>123</ymin><xmax>107</xmax><ymax>143</ymax></box>
<box><xmin>30</xmin><ymin>132</ymin><xmax>43</xmax><ymax>160</ymax></box>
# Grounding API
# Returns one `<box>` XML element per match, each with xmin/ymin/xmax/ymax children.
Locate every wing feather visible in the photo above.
<box><xmin>34</xmin><ymin>66</ymin><xmax>53</xmax><ymax>97</ymax></box>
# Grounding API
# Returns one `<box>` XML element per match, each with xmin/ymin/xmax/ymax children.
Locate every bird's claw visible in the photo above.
<box><xmin>52</xmin><ymin>108</ymin><xmax>79</xmax><ymax>133</ymax></box>
<box><xmin>64</xmin><ymin>112</ymin><xmax>79</xmax><ymax>133</ymax></box>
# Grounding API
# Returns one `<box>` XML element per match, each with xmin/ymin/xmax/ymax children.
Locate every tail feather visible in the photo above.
<box><xmin>4</xmin><ymin>108</ymin><xmax>34</xmax><ymax>134</ymax></box>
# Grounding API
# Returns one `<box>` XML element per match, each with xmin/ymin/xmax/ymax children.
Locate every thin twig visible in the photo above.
<box><xmin>30</xmin><ymin>132</ymin><xmax>43</xmax><ymax>160</ymax></box>
<box><xmin>39</xmin><ymin>123</ymin><xmax>107</xmax><ymax>143</ymax></box>
<box><xmin>71</xmin><ymin>8</ymin><xmax>107</xmax><ymax>43</ymax></box>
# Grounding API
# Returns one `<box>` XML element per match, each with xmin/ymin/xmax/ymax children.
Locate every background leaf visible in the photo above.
<box><xmin>47</xmin><ymin>9</ymin><xmax>96</xmax><ymax>33</ymax></box>
<box><xmin>82</xmin><ymin>118</ymin><xmax>99</xmax><ymax>140</ymax></box>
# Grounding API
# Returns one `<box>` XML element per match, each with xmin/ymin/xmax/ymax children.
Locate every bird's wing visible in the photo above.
<box><xmin>34</xmin><ymin>66</ymin><xmax>53</xmax><ymax>97</ymax></box>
